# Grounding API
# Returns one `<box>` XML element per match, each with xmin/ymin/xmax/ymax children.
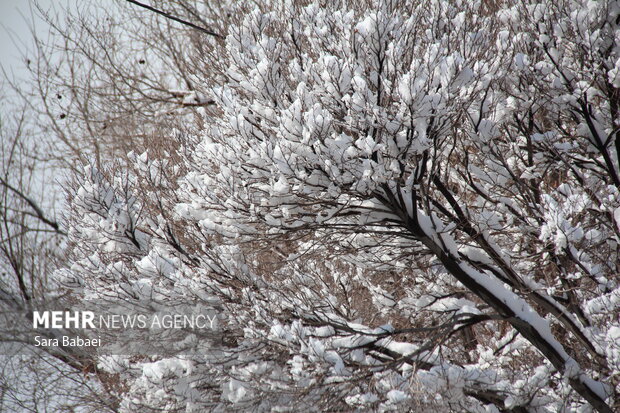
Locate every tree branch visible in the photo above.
<box><xmin>124</xmin><ymin>0</ymin><xmax>224</xmax><ymax>39</ymax></box>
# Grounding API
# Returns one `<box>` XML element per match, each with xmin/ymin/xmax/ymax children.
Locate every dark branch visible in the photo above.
<box><xmin>125</xmin><ymin>0</ymin><xmax>224</xmax><ymax>39</ymax></box>
<box><xmin>0</xmin><ymin>178</ymin><xmax>67</xmax><ymax>236</ymax></box>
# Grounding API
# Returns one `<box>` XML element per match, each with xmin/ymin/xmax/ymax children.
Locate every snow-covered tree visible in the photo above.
<box><xmin>22</xmin><ymin>0</ymin><xmax>620</xmax><ymax>411</ymax></box>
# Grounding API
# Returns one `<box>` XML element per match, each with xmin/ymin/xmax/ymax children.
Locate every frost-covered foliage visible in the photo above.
<box><xmin>58</xmin><ymin>0</ymin><xmax>620</xmax><ymax>411</ymax></box>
